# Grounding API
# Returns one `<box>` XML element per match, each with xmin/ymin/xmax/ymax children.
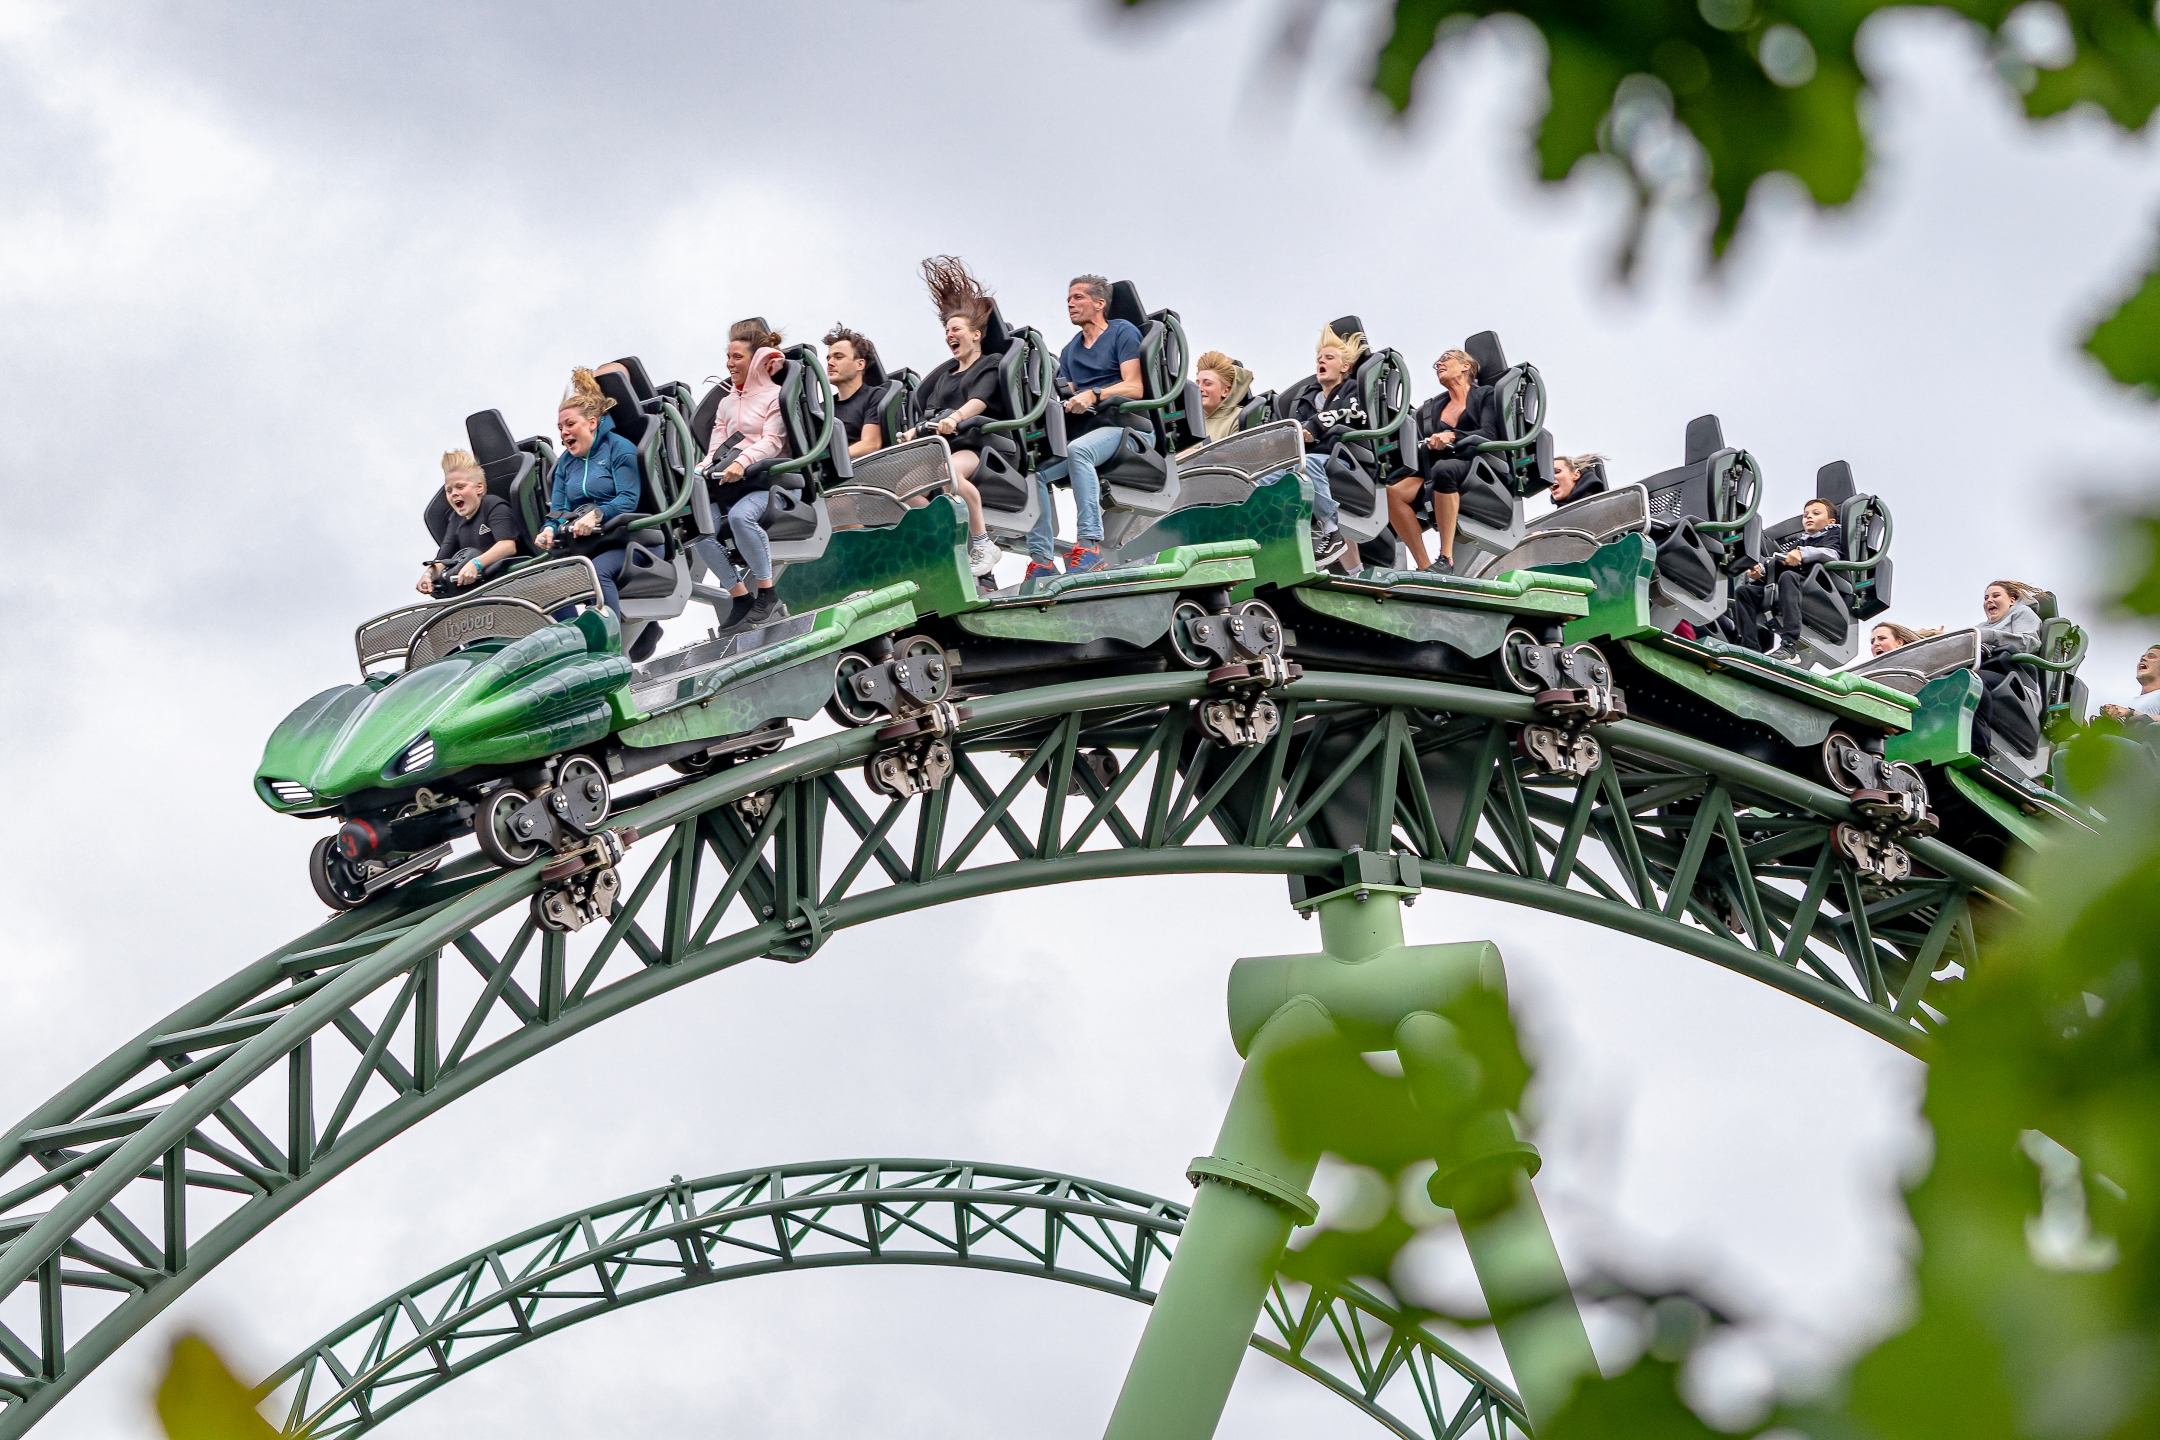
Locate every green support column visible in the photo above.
<box><xmin>1400</xmin><ymin>1011</ymin><xmax>1599</xmax><ymax>1431</ymax></box>
<box><xmin>1103</xmin><ymin>854</ymin><xmax>1599</xmax><ymax>1440</ymax></box>
<box><xmin>1101</xmin><ymin>996</ymin><xmax>1332</xmax><ymax>1440</ymax></box>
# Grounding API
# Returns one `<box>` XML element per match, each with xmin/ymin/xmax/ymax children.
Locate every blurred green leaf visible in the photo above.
<box><xmin>1127</xmin><ymin>0</ymin><xmax>2160</xmax><ymax>273</ymax></box>
<box><xmin>2116</xmin><ymin>515</ymin><xmax>2160</xmax><ymax>614</ymax></box>
<box><xmin>1543</xmin><ymin>1353</ymin><xmax>1728</xmax><ymax>1438</ymax></box>
<box><xmin>155</xmin><ymin>1335</ymin><xmax>277</xmax><ymax>1440</ymax></box>
<box><xmin>2087</xmin><ymin>256</ymin><xmax>2160</xmax><ymax>396</ymax></box>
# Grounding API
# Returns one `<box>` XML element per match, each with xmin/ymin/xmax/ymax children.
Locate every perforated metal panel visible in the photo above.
<box><xmin>1848</xmin><ymin>628</ymin><xmax>1983</xmax><ymax>692</ymax></box>
<box><xmin>1527</xmin><ymin>484</ymin><xmax>1650</xmax><ymax>545</ymax></box>
<box><xmin>405</xmin><ymin>600</ymin><xmax>552</xmax><ymax>669</ymax></box>
<box><xmin>353</xmin><ymin>559</ymin><xmax>601</xmax><ymax>674</ymax></box>
<box><xmin>1647</xmin><ymin>486</ymin><xmax>1686</xmax><ymax>524</ymax></box>
<box><xmin>824</xmin><ymin>490</ymin><xmax>912</xmax><ymax>530</ymax></box>
<box><xmin>847</xmin><ymin>437</ymin><xmax>954</xmax><ymax>500</ymax></box>
<box><xmin>1181</xmin><ymin>420</ymin><xmax>1303</xmax><ymax>480</ymax></box>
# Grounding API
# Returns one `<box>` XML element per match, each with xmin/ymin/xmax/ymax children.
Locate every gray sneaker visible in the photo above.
<box><xmin>1766</xmin><ymin>639</ymin><xmax>1802</xmax><ymax>664</ymax></box>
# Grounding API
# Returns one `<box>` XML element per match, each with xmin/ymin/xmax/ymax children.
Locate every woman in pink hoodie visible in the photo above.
<box><xmin>697</xmin><ymin>318</ymin><xmax>792</xmax><ymax>630</ymax></box>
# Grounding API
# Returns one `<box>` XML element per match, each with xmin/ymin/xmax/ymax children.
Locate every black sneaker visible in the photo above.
<box><xmin>1424</xmin><ymin>554</ymin><xmax>1454</xmax><ymax>574</ymax></box>
<box><xmin>720</xmin><ymin>593</ymin><xmax>754</xmax><ymax>630</ymax></box>
<box><xmin>627</xmin><ymin>622</ymin><xmax>664</xmax><ymax>662</ymax></box>
<box><xmin>1311</xmin><ymin>529</ymin><xmax>1349</xmax><ymax>568</ymax></box>
<box><xmin>743</xmin><ymin>593</ymin><xmax>786</xmax><ymax>630</ymax></box>
<box><xmin>1767</xmin><ymin>639</ymin><xmax>1802</xmax><ymax>664</ymax></box>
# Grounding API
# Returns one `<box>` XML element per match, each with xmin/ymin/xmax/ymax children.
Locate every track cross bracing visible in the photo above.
<box><xmin>259</xmin><ymin>1159</ymin><xmax>1528</xmax><ymax>1439</ymax></box>
<box><xmin>0</xmin><ymin>669</ymin><xmax>2016</xmax><ymax>1433</ymax></box>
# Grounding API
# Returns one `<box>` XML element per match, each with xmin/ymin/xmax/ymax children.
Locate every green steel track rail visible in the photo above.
<box><xmin>257</xmin><ymin>1159</ymin><xmax>1527</xmax><ymax>1440</ymax></box>
<box><xmin>0</xmin><ymin>670</ymin><xmax>2014</xmax><ymax>1433</ymax></box>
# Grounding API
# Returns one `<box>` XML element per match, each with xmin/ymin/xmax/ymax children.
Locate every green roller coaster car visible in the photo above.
<box><xmin>256</xmin><ymin>558</ymin><xmax>923</xmax><ymax>917</ymax></box>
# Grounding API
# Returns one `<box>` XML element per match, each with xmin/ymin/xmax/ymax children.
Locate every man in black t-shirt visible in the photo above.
<box><xmin>419</xmin><ymin>465</ymin><xmax>520</xmax><ymax>596</ymax></box>
<box><xmin>823</xmin><ymin>325</ymin><xmax>886</xmax><ymax>460</ymax></box>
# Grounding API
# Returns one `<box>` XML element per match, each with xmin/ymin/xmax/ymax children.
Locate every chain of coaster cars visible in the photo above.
<box><xmin>256</xmin><ymin>283</ymin><xmax>2095</xmax><ymax>928</ymax></box>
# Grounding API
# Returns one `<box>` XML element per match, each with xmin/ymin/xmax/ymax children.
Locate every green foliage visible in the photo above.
<box><xmin>154</xmin><ymin>1335</ymin><xmax>277</xmax><ymax>1440</ymax></box>
<box><xmin>1123</xmin><ymin>0</ymin><xmax>2160</xmax><ymax>387</ymax></box>
<box><xmin>1259</xmin><ymin>983</ymin><xmax>1532</xmax><ymax>1312</ymax></box>
<box><xmin>2086</xmin><ymin>254</ymin><xmax>2160</xmax><ymax>396</ymax></box>
<box><xmin>1544</xmin><ymin>1353</ymin><xmax>1727</xmax><ymax>1438</ymax></box>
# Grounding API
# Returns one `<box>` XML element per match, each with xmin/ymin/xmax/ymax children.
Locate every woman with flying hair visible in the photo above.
<box><xmin>898</xmin><ymin>255</ymin><xmax>1003</xmax><ymax>578</ymax></box>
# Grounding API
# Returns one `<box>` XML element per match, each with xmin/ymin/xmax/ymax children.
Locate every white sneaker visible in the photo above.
<box><xmin>968</xmin><ymin>534</ymin><xmax>1000</xmax><ymax>576</ymax></box>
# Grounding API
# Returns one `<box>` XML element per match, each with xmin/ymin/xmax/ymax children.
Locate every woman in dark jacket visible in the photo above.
<box><xmin>534</xmin><ymin>368</ymin><xmax>643</xmax><ymax>615</ymax></box>
<box><xmin>898</xmin><ymin>256</ymin><xmax>1005</xmax><ymax>578</ymax></box>
<box><xmin>1386</xmin><ymin>349</ymin><xmax>1499</xmax><ymax>573</ymax></box>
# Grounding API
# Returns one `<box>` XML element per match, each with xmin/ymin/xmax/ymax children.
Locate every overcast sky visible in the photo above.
<box><xmin>4</xmin><ymin>1</ymin><xmax>2158</xmax><ymax>1436</ymax></box>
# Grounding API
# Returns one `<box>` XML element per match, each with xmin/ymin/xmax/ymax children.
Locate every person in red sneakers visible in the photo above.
<box><xmin>1027</xmin><ymin>274</ymin><xmax>1146</xmax><ymax>580</ymax></box>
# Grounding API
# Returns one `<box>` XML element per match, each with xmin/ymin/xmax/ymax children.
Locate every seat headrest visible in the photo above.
<box><xmin>1816</xmin><ymin>460</ymin><xmax>1855</xmax><ymax>506</ymax></box>
<box><xmin>1463</xmin><ymin>331</ymin><xmax>1508</xmax><ymax>383</ymax></box>
<box><xmin>595</xmin><ymin>369</ymin><xmax>647</xmax><ymax>443</ymax></box>
<box><xmin>1108</xmin><ymin>280</ymin><xmax>1147</xmax><ymax>330</ymax></box>
<box><xmin>862</xmin><ymin>353</ymin><xmax>888</xmax><ymax>389</ymax></box>
<box><xmin>608</xmin><ymin>356</ymin><xmax>656</xmax><ymax>401</ymax></box>
<box><xmin>465</xmin><ymin>409</ymin><xmax>519</xmax><ymax>467</ymax></box>
<box><xmin>982</xmin><ymin>300</ymin><xmax>1013</xmax><ymax>355</ymax></box>
<box><xmin>1683</xmin><ymin>415</ymin><xmax>1725</xmax><ymax>465</ymax></box>
<box><xmin>1328</xmin><ymin>314</ymin><xmax>1365</xmax><ymax>341</ymax></box>
<box><xmin>2032</xmin><ymin>590</ymin><xmax>2059</xmax><ymax>621</ymax></box>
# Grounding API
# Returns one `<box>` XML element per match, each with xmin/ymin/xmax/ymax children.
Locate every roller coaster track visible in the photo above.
<box><xmin>255</xmin><ymin>1158</ymin><xmax>1528</xmax><ymax>1439</ymax></box>
<box><xmin>0</xmin><ymin>669</ymin><xmax>2017</xmax><ymax>1434</ymax></box>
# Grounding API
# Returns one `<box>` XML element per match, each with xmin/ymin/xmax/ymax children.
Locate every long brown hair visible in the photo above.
<box><xmin>921</xmin><ymin>255</ymin><xmax>994</xmax><ymax>330</ymax></box>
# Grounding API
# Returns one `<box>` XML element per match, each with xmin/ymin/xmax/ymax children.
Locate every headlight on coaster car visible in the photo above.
<box><xmin>263</xmin><ymin>778</ymin><xmax>315</xmax><ymax>807</ymax></box>
<box><xmin>392</xmin><ymin>734</ymin><xmax>436</xmax><ymax>777</ymax></box>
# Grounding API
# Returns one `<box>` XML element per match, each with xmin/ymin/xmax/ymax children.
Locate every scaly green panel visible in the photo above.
<box><xmin>775</xmin><ymin>496</ymin><xmax>976</xmax><ymax>620</ymax></box>
<box><xmin>1948</xmin><ymin>767</ymin><xmax>2046</xmax><ymax>851</ymax></box>
<box><xmin>1885</xmin><ymin>671</ymin><xmax>1982</xmax><ymax>768</ymax></box>
<box><xmin>959</xmin><ymin>590</ymin><xmax>1176</xmax><ymax>646</ymax></box>
<box><xmin>1659</xmin><ymin>635</ymin><xmax>1916</xmax><ymax>729</ymax></box>
<box><xmin>621</xmin><ymin>584</ymin><xmax>920</xmax><ymax>749</ymax></box>
<box><xmin>1546</xmin><ymin>535</ymin><xmax>1659</xmax><ymax>645</ymax></box>
<box><xmin>1011</xmin><ymin>542</ymin><xmax>1257</xmax><ymax>602</ymax></box>
<box><xmin>1330</xmin><ymin>566</ymin><xmax>1592</xmax><ymax>618</ymax></box>
<box><xmin>1115</xmin><ymin>472</ymin><xmax>1318</xmax><ymax>599</ymax></box>
<box><xmin>1295</xmin><ymin>587</ymin><xmax>1514</xmax><ymax>656</ymax></box>
<box><xmin>617</xmin><ymin>663</ymin><xmax>835</xmax><ymax>749</ymax></box>
<box><xmin>1623</xmin><ymin>640</ymin><xmax>1838</xmax><ymax>747</ymax></box>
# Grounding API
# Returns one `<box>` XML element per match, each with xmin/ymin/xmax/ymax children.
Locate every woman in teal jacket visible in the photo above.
<box><xmin>535</xmin><ymin>368</ymin><xmax>644</xmax><ymax>614</ymax></box>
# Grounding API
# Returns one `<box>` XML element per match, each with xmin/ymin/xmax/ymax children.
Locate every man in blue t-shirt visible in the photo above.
<box><xmin>1030</xmin><ymin>274</ymin><xmax>1147</xmax><ymax>578</ymax></box>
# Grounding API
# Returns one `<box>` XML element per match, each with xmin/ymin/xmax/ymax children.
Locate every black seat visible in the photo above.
<box><xmin>968</xmin><ymin>300</ymin><xmax>1058</xmax><ymax>527</ymax></box>
<box><xmin>607</xmin><ymin>356</ymin><xmax>658</xmax><ymax>402</ymax></box>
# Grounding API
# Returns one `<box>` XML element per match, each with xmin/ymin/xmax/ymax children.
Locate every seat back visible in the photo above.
<box><xmin>607</xmin><ymin>356</ymin><xmax>658</xmax><ymax>402</ymax></box>
<box><xmin>592</xmin><ymin>368</ymin><xmax>663</xmax><ymax>515</ymax></box>
<box><xmin>1462</xmin><ymin>330</ymin><xmax>1550</xmax><ymax>498</ymax></box>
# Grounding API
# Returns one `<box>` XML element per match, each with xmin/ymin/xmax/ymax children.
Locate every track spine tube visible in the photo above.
<box><xmin>1101</xmin><ymin>997</ymin><xmax>1331</xmax><ymax>1440</ymax></box>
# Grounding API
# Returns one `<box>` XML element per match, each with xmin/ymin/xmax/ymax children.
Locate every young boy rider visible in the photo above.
<box><xmin>418</xmin><ymin>455</ymin><xmax>519</xmax><ymax>596</ymax></box>
<box><xmin>1729</xmin><ymin>497</ymin><xmax>1843</xmax><ymax>662</ymax></box>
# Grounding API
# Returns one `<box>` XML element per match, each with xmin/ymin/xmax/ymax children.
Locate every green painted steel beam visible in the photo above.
<box><xmin>251</xmin><ymin>1159</ymin><xmax>1526</xmax><ymax>1440</ymax></box>
<box><xmin>0</xmin><ymin>669</ymin><xmax>2015</xmax><ymax>1431</ymax></box>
